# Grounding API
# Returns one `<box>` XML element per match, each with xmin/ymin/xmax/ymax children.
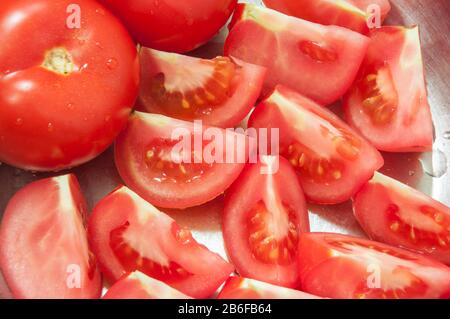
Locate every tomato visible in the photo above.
<box><xmin>115</xmin><ymin>111</ymin><xmax>252</xmax><ymax>209</ymax></box>
<box><xmin>88</xmin><ymin>186</ymin><xmax>234</xmax><ymax>298</ymax></box>
<box><xmin>224</xmin><ymin>4</ymin><xmax>369</xmax><ymax>105</ymax></box>
<box><xmin>0</xmin><ymin>175</ymin><xmax>101</xmax><ymax>299</ymax></box>
<box><xmin>298</xmin><ymin>233</ymin><xmax>450</xmax><ymax>299</ymax></box>
<box><xmin>353</xmin><ymin>172</ymin><xmax>450</xmax><ymax>265</ymax></box>
<box><xmin>263</xmin><ymin>0</ymin><xmax>391</xmax><ymax>34</ymax></box>
<box><xmin>103</xmin><ymin>271</ymin><xmax>191</xmax><ymax>299</ymax></box>
<box><xmin>217</xmin><ymin>276</ymin><xmax>319</xmax><ymax>299</ymax></box>
<box><xmin>0</xmin><ymin>0</ymin><xmax>139</xmax><ymax>172</ymax></box>
<box><xmin>98</xmin><ymin>0</ymin><xmax>237</xmax><ymax>53</ymax></box>
<box><xmin>343</xmin><ymin>26</ymin><xmax>433</xmax><ymax>152</ymax></box>
<box><xmin>138</xmin><ymin>48</ymin><xmax>266</xmax><ymax>128</ymax></box>
<box><xmin>248</xmin><ymin>86</ymin><xmax>384</xmax><ymax>204</ymax></box>
<box><xmin>223</xmin><ymin>156</ymin><xmax>309</xmax><ymax>287</ymax></box>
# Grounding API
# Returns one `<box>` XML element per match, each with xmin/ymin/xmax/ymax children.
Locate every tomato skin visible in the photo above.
<box><xmin>0</xmin><ymin>174</ymin><xmax>102</xmax><ymax>299</ymax></box>
<box><xmin>217</xmin><ymin>276</ymin><xmax>320</xmax><ymax>299</ymax></box>
<box><xmin>0</xmin><ymin>0</ymin><xmax>139</xmax><ymax>172</ymax></box>
<box><xmin>343</xmin><ymin>26</ymin><xmax>433</xmax><ymax>152</ymax></box>
<box><xmin>263</xmin><ymin>0</ymin><xmax>391</xmax><ymax>34</ymax></box>
<box><xmin>225</xmin><ymin>4</ymin><xmax>369</xmax><ymax>105</ymax></box>
<box><xmin>298</xmin><ymin>233</ymin><xmax>450</xmax><ymax>299</ymax></box>
<box><xmin>98</xmin><ymin>0</ymin><xmax>237</xmax><ymax>53</ymax></box>
<box><xmin>223</xmin><ymin>156</ymin><xmax>309</xmax><ymax>288</ymax></box>
<box><xmin>115</xmin><ymin>112</ymin><xmax>251</xmax><ymax>209</ymax></box>
<box><xmin>353</xmin><ymin>173</ymin><xmax>450</xmax><ymax>265</ymax></box>
<box><xmin>138</xmin><ymin>48</ymin><xmax>266</xmax><ymax>128</ymax></box>
<box><xmin>88</xmin><ymin>186</ymin><xmax>234</xmax><ymax>298</ymax></box>
<box><xmin>103</xmin><ymin>271</ymin><xmax>191</xmax><ymax>299</ymax></box>
<box><xmin>248</xmin><ymin>85</ymin><xmax>384</xmax><ymax>204</ymax></box>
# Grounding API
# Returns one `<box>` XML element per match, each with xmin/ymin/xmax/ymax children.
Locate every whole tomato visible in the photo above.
<box><xmin>0</xmin><ymin>0</ymin><xmax>139</xmax><ymax>171</ymax></box>
<box><xmin>99</xmin><ymin>0</ymin><xmax>237</xmax><ymax>53</ymax></box>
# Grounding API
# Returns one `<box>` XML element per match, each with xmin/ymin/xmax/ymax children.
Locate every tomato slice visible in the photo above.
<box><xmin>223</xmin><ymin>156</ymin><xmax>309</xmax><ymax>287</ymax></box>
<box><xmin>138</xmin><ymin>48</ymin><xmax>266</xmax><ymax>128</ymax></box>
<box><xmin>344</xmin><ymin>26</ymin><xmax>433</xmax><ymax>152</ymax></box>
<box><xmin>298</xmin><ymin>233</ymin><xmax>450</xmax><ymax>299</ymax></box>
<box><xmin>248</xmin><ymin>85</ymin><xmax>384</xmax><ymax>204</ymax></box>
<box><xmin>353</xmin><ymin>172</ymin><xmax>450</xmax><ymax>265</ymax></box>
<box><xmin>0</xmin><ymin>175</ymin><xmax>101</xmax><ymax>299</ymax></box>
<box><xmin>217</xmin><ymin>276</ymin><xmax>320</xmax><ymax>299</ymax></box>
<box><xmin>263</xmin><ymin>0</ymin><xmax>391</xmax><ymax>34</ymax></box>
<box><xmin>88</xmin><ymin>186</ymin><xmax>234</xmax><ymax>298</ymax></box>
<box><xmin>103</xmin><ymin>271</ymin><xmax>191</xmax><ymax>299</ymax></box>
<box><xmin>114</xmin><ymin>111</ymin><xmax>252</xmax><ymax>209</ymax></box>
<box><xmin>224</xmin><ymin>4</ymin><xmax>369</xmax><ymax>105</ymax></box>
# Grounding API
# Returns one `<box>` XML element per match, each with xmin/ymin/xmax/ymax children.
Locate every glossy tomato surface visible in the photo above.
<box><xmin>99</xmin><ymin>0</ymin><xmax>237</xmax><ymax>53</ymax></box>
<box><xmin>223</xmin><ymin>156</ymin><xmax>309</xmax><ymax>287</ymax></box>
<box><xmin>263</xmin><ymin>0</ymin><xmax>391</xmax><ymax>34</ymax></box>
<box><xmin>0</xmin><ymin>175</ymin><xmax>101</xmax><ymax>299</ymax></box>
<box><xmin>218</xmin><ymin>276</ymin><xmax>319</xmax><ymax>299</ymax></box>
<box><xmin>225</xmin><ymin>4</ymin><xmax>369</xmax><ymax>105</ymax></box>
<box><xmin>88</xmin><ymin>186</ymin><xmax>234</xmax><ymax>298</ymax></box>
<box><xmin>138</xmin><ymin>48</ymin><xmax>266</xmax><ymax>128</ymax></box>
<box><xmin>344</xmin><ymin>26</ymin><xmax>433</xmax><ymax>152</ymax></box>
<box><xmin>298</xmin><ymin>233</ymin><xmax>450</xmax><ymax>299</ymax></box>
<box><xmin>0</xmin><ymin>0</ymin><xmax>139</xmax><ymax>172</ymax></box>
<box><xmin>103</xmin><ymin>271</ymin><xmax>191</xmax><ymax>299</ymax></box>
<box><xmin>249</xmin><ymin>86</ymin><xmax>384</xmax><ymax>204</ymax></box>
<box><xmin>115</xmin><ymin>112</ymin><xmax>252</xmax><ymax>209</ymax></box>
<box><xmin>354</xmin><ymin>173</ymin><xmax>450</xmax><ymax>265</ymax></box>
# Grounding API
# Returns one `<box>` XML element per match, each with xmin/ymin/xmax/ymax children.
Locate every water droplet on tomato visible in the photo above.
<box><xmin>67</xmin><ymin>103</ymin><xmax>75</xmax><ymax>110</ymax></box>
<box><xmin>47</xmin><ymin>123</ymin><xmax>54</xmax><ymax>132</ymax></box>
<box><xmin>420</xmin><ymin>148</ymin><xmax>447</xmax><ymax>178</ymax></box>
<box><xmin>106</xmin><ymin>58</ymin><xmax>118</xmax><ymax>70</ymax></box>
<box><xmin>15</xmin><ymin>118</ymin><xmax>23</xmax><ymax>126</ymax></box>
<box><xmin>79</xmin><ymin>63</ymin><xmax>89</xmax><ymax>72</ymax></box>
<box><xmin>95</xmin><ymin>8</ymin><xmax>105</xmax><ymax>15</ymax></box>
<box><xmin>95</xmin><ymin>42</ymin><xmax>104</xmax><ymax>49</ymax></box>
<box><xmin>408</xmin><ymin>170</ymin><xmax>415</xmax><ymax>176</ymax></box>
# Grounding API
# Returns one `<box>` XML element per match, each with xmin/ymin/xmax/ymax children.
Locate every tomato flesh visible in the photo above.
<box><xmin>353</xmin><ymin>173</ymin><xmax>450</xmax><ymax>265</ymax></box>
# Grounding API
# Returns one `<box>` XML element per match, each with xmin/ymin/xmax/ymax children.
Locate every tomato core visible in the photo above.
<box><xmin>41</xmin><ymin>47</ymin><xmax>74</xmax><ymax>75</ymax></box>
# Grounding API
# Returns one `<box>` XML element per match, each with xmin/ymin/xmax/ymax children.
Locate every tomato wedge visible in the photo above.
<box><xmin>103</xmin><ymin>271</ymin><xmax>191</xmax><ymax>299</ymax></box>
<box><xmin>115</xmin><ymin>111</ymin><xmax>252</xmax><ymax>209</ymax></box>
<box><xmin>224</xmin><ymin>4</ymin><xmax>369</xmax><ymax>105</ymax></box>
<box><xmin>344</xmin><ymin>26</ymin><xmax>433</xmax><ymax>152</ymax></box>
<box><xmin>217</xmin><ymin>276</ymin><xmax>320</xmax><ymax>299</ymax></box>
<box><xmin>223</xmin><ymin>156</ymin><xmax>309</xmax><ymax>288</ymax></box>
<box><xmin>298</xmin><ymin>233</ymin><xmax>450</xmax><ymax>299</ymax></box>
<box><xmin>249</xmin><ymin>85</ymin><xmax>384</xmax><ymax>204</ymax></box>
<box><xmin>138</xmin><ymin>48</ymin><xmax>266</xmax><ymax>128</ymax></box>
<box><xmin>353</xmin><ymin>172</ymin><xmax>450</xmax><ymax>265</ymax></box>
<box><xmin>0</xmin><ymin>175</ymin><xmax>101</xmax><ymax>299</ymax></box>
<box><xmin>88</xmin><ymin>186</ymin><xmax>234</xmax><ymax>298</ymax></box>
<box><xmin>263</xmin><ymin>0</ymin><xmax>391</xmax><ymax>34</ymax></box>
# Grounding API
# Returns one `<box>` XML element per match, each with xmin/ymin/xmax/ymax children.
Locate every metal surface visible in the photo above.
<box><xmin>0</xmin><ymin>0</ymin><xmax>449</xmax><ymax>297</ymax></box>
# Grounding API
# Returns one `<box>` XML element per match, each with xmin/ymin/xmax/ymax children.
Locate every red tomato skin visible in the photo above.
<box><xmin>103</xmin><ymin>271</ymin><xmax>191</xmax><ymax>299</ymax></box>
<box><xmin>225</xmin><ymin>4</ymin><xmax>370</xmax><ymax>105</ymax></box>
<box><xmin>343</xmin><ymin>26</ymin><xmax>433</xmax><ymax>152</ymax></box>
<box><xmin>88</xmin><ymin>186</ymin><xmax>234</xmax><ymax>298</ymax></box>
<box><xmin>298</xmin><ymin>233</ymin><xmax>450</xmax><ymax>299</ymax></box>
<box><xmin>0</xmin><ymin>0</ymin><xmax>139</xmax><ymax>172</ymax></box>
<box><xmin>98</xmin><ymin>0</ymin><xmax>237</xmax><ymax>53</ymax></box>
<box><xmin>0</xmin><ymin>175</ymin><xmax>102</xmax><ymax>299</ymax></box>
<box><xmin>223</xmin><ymin>156</ymin><xmax>309</xmax><ymax>288</ymax></box>
<box><xmin>248</xmin><ymin>85</ymin><xmax>384</xmax><ymax>204</ymax></box>
<box><xmin>353</xmin><ymin>173</ymin><xmax>450</xmax><ymax>265</ymax></box>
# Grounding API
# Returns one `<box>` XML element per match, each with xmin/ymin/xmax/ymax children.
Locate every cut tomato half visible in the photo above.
<box><xmin>353</xmin><ymin>172</ymin><xmax>450</xmax><ymax>265</ymax></box>
<box><xmin>88</xmin><ymin>186</ymin><xmax>234</xmax><ymax>298</ymax></box>
<box><xmin>138</xmin><ymin>48</ymin><xmax>266</xmax><ymax>128</ymax></box>
<box><xmin>115</xmin><ymin>111</ymin><xmax>253</xmax><ymax>209</ymax></box>
<box><xmin>263</xmin><ymin>0</ymin><xmax>391</xmax><ymax>34</ymax></box>
<box><xmin>217</xmin><ymin>276</ymin><xmax>320</xmax><ymax>299</ymax></box>
<box><xmin>248</xmin><ymin>85</ymin><xmax>384</xmax><ymax>204</ymax></box>
<box><xmin>103</xmin><ymin>271</ymin><xmax>191</xmax><ymax>299</ymax></box>
<box><xmin>344</xmin><ymin>26</ymin><xmax>433</xmax><ymax>152</ymax></box>
<box><xmin>0</xmin><ymin>175</ymin><xmax>101</xmax><ymax>299</ymax></box>
<box><xmin>298</xmin><ymin>233</ymin><xmax>450</xmax><ymax>299</ymax></box>
<box><xmin>225</xmin><ymin>4</ymin><xmax>369</xmax><ymax>105</ymax></box>
<box><xmin>223</xmin><ymin>156</ymin><xmax>309</xmax><ymax>287</ymax></box>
